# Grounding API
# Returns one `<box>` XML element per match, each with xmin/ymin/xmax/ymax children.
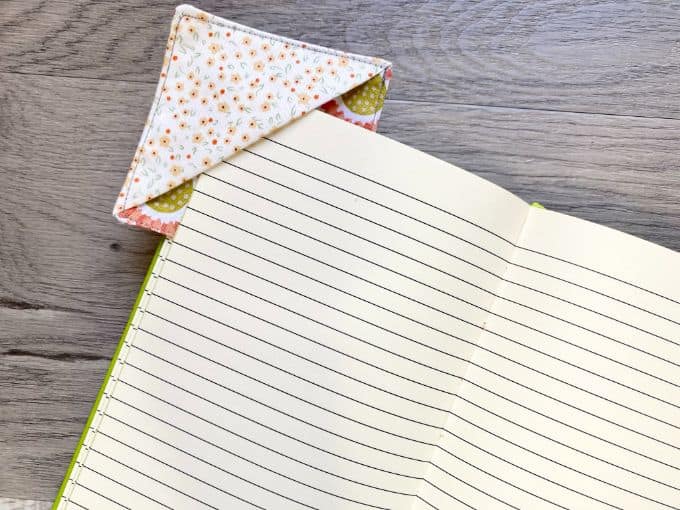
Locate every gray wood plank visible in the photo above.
<box><xmin>1</xmin><ymin>69</ymin><xmax>679</xmax><ymax>501</ymax></box>
<box><xmin>0</xmin><ymin>71</ymin><xmax>160</xmax><ymax>501</ymax></box>
<box><xmin>0</xmin><ymin>499</ymin><xmax>51</xmax><ymax>510</ymax></box>
<box><xmin>2</xmin><ymin>0</ymin><xmax>680</xmax><ymax>118</ymax></box>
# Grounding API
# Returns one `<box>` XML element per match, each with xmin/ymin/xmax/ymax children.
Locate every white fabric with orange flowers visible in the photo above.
<box><xmin>114</xmin><ymin>4</ymin><xmax>391</xmax><ymax>236</ymax></box>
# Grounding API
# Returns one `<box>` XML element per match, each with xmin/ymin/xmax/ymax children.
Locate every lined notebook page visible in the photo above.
<box><xmin>58</xmin><ymin>110</ymin><xmax>531</xmax><ymax>510</ymax></box>
<box><xmin>420</xmin><ymin>207</ymin><xmax>680</xmax><ymax>508</ymax></box>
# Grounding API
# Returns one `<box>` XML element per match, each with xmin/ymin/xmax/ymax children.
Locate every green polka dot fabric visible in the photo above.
<box><xmin>341</xmin><ymin>75</ymin><xmax>387</xmax><ymax>116</ymax></box>
<box><xmin>146</xmin><ymin>180</ymin><xmax>194</xmax><ymax>213</ymax></box>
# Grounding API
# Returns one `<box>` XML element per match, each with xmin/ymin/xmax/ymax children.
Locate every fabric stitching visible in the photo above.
<box><xmin>120</xmin><ymin>7</ymin><xmax>388</xmax><ymax>211</ymax></box>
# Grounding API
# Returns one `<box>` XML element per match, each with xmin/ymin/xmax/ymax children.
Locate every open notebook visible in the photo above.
<box><xmin>55</xmin><ymin>111</ymin><xmax>680</xmax><ymax>510</ymax></box>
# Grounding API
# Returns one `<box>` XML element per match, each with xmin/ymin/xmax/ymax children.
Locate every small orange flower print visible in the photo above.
<box><xmin>170</xmin><ymin>164</ymin><xmax>183</xmax><ymax>177</ymax></box>
<box><xmin>268</xmin><ymin>75</ymin><xmax>277</xmax><ymax>83</ymax></box>
<box><xmin>231</xmin><ymin>73</ymin><xmax>242</xmax><ymax>84</ymax></box>
<box><xmin>298</xmin><ymin>93</ymin><xmax>310</xmax><ymax>105</ymax></box>
<box><xmin>248</xmin><ymin>49</ymin><xmax>257</xmax><ymax>58</ymax></box>
<box><xmin>261</xmin><ymin>43</ymin><xmax>270</xmax><ymax>51</ymax></box>
<box><xmin>234</xmin><ymin>51</ymin><xmax>243</xmax><ymax>60</ymax></box>
<box><xmin>218</xmin><ymin>102</ymin><xmax>229</xmax><ymax>113</ymax></box>
<box><xmin>242</xmin><ymin>36</ymin><xmax>252</xmax><ymax>46</ymax></box>
<box><xmin>232</xmin><ymin>94</ymin><xmax>240</xmax><ymax>102</ymax></box>
<box><xmin>190</xmin><ymin>89</ymin><xmax>199</xmax><ymax>99</ymax></box>
<box><xmin>278</xmin><ymin>51</ymin><xmax>286</xmax><ymax>60</ymax></box>
<box><xmin>253</xmin><ymin>61</ymin><xmax>265</xmax><ymax>72</ymax></box>
<box><xmin>174</xmin><ymin>82</ymin><xmax>184</xmax><ymax>91</ymax></box>
<box><xmin>316</xmin><ymin>66</ymin><xmax>324</xmax><ymax>74</ymax></box>
<box><xmin>192</xmin><ymin>133</ymin><xmax>203</xmax><ymax>143</ymax></box>
<box><xmin>196</xmin><ymin>12</ymin><xmax>208</xmax><ymax>21</ymax></box>
<box><xmin>241</xmin><ymin>133</ymin><xmax>250</xmax><ymax>143</ymax></box>
<box><xmin>227</xmin><ymin>126</ymin><xmax>236</xmax><ymax>135</ymax></box>
<box><xmin>200</xmin><ymin>97</ymin><xmax>209</xmax><ymax>105</ymax></box>
<box><xmin>208</xmin><ymin>81</ymin><xmax>216</xmax><ymax>90</ymax></box>
<box><xmin>238</xmin><ymin>104</ymin><xmax>246</xmax><ymax>112</ymax></box>
<box><xmin>339</xmin><ymin>56</ymin><xmax>349</xmax><ymax>67</ymax></box>
<box><xmin>260</xmin><ymin>102</ymin><xmax>270</xmax><ymax>112</ymax></box>
<box><xmin>267</xmin><ymin>54</ymin><xmax>275</xmax><ymax>63</ymax></box>
<box><xmin>200</xmin><ymin>117</ymin><xmax>209</xmax><ymax>126</ymax></box>
<box><xmin>206</xmin><ymin>57</ymin><xmax>215</xmax><ymax>66</ymax></box>
<box><xmin>182</xmin><ymin>108</ymin><xmax>190</xmax><ymax>116</ymax></box>
<box><xmin>265</xmin><ymin>92</ymin><xmax>274</xmax><ymax>101</ymax></box>
<box><xmin>248</xmin><ymin>120</ymin><xmax>257</xmax><ymax>129</ymax></box>
<box><xmin>202</xmin><ymin>156</ymin><xmax>212</xmax><ymax>168</ymax></box>
<box><xmin>207</xmin><ymin>127</ymin><xmax>215</xmax><ymax>136</ymax></box>
<box><xmin>147</xmin><ymin>139</ymin><xmax>154</xmax><ymax>146</ymax></box>
<box><xmin>159</xmin><ymin>135</ymin><xmax>171</xmax><ymax>147</ymax></box>
<box><xmin>179</xmin><ymin>121</ymin><xmax>188</xmax><ymax>129</ymax></box>
<box><xmin>151</xmin><ymin>148</ymin><xmax>159</xmax><ymax>157</ymax></box>
<box><xmin>247</xmin><ymin>92</ymin><xmax>255</xmax><ymax>101</ymax></box>
<box><xmin>283</xmin><ymin>79</ymin><xmax>290</xmax><ymax>87</ymax></box>
<box><xmin>209</xmin><ymin>43</ymin><xmax>220</xmax><ymax>54</ymax></box>
<box><xmin>187</xmin><ymin>71</ymin><xmax>196</xmax><ymax>81</ymax></box>
<box><xmin>178</xmin><ymin>97</ymin><xmax>188</xmax><ymax>105</ymax></box>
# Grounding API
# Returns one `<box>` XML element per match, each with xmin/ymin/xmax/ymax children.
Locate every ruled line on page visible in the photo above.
<box><xmin>218</xmin><ymin>155</ymin><xmax>680</xmax><ymax>355</ymax></box>
<box><xmin>70</xmin><ymin>480</ymin><xmax>129</xmax><ymax>509</ymax></box>
<box><xmin>132</xmin><ymin>317</ymin><xmax>680</xmax><ymax>506</ymax></box>
<box><xmin>79</xmin><ymin>462</ymin><xmax>176</xmax><ymax>509</ymax></box>
<box><xmin>181</xmin><ymin>197</ymin><xmax>680</xmax><ymax>405</ymax></box>
<box><xmin>120</xmin><ymin>352</ymin><xmax>552</xmax><ymax>510</ymax></box>
<box><xmin>116</xmin><ymin>377</ymin><xmax>420</xmax><ymax>481</ymax></box>
<box><xmin>154</xmin><ymin>231</ymin><xmax>680</xmax><ymax>506</ymax></box>
<box><xmin>96</xmin><ymin>428</ymin><xmax>354</xmax><ymax>510</ymax></box>
<box><xmin>249</xmin><ymin>142</ymin><xmax>680</xmax><ymax>330</ymax></box>
<box><xmin>105</xmin><ymin>398</ymin><xmax>417</xmax><ymax>497</ymax></box>
<box><xmin>213</xmin><ymin>164</ymin><xmax>680</xmax><ymax>350</ymax></box>
<box><xmin>115</xmin><ymin>373</ymin><xmax>449</xmax><ymax>509</ymax></box>
<box><xmin>164</xmin><ymin>239</ymin><xmax>680</xmax><ymax>440</ymax></box>
<box><xmin>259</xmin><ymin>138</ymin><xmax>680</xmax><ymax>310</ymax></box>
<box><xmin>146</xmin><ymin>267</ymin><xmax>677</xmax><ymax>509</ymax></box>
<box><xmin>139</xmin><ymin>310</ymin><xmax>680</xmax><ymax>498</ymax></box>
<box><xmin>140</xmin><ymin>298</ymin><xmax>680</xmax><ymax>484</ymax></box>
<box><xmin>156</xmin><ymin>263</ymin><xmax>680</xmax><ymax>456</ymax></box>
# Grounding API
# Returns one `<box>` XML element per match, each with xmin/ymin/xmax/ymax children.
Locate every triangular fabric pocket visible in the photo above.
<box><xmin>113</xmin><ymin>4</ymin><xmax>392</xmax><ymax>236</ymax></box>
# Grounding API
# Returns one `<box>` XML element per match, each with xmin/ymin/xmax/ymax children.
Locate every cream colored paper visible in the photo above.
<box><xmin>60</xmin><ymin>111</ymin><xmax>680</xmax><ymax>510</ymax></box>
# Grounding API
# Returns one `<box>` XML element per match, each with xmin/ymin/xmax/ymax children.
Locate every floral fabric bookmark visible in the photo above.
<box><xmin>114</xmin><ymin>4</ymin><xmax>392</xmax><ymax>236</ymax></box>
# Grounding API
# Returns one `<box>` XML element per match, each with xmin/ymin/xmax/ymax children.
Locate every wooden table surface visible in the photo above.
<box><xmin>1</xmin><ymin>0</ymin><xmax>679</xmax><ymax>506</ymax></box>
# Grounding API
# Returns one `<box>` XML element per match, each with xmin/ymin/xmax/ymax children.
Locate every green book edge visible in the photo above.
<box><xmin>51</xmin><ymin>238</ymin><xmax>165</xmax><ymax>510</ymax></box>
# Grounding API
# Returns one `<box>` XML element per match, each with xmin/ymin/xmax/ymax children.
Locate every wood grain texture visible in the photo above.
<box><xmin>0</xmin><ymin>0</ymin><xmax>678</xmax><ymax>503</ymax></box>
<box><xmin>2</xmin><ymin>1</ymin><xmax>680</xmax><ymax>117</ymax></box>
<box><xmin>0</xmin><ymin>499</ymin><xmax>50</xmax><ymax>510</ymax></box>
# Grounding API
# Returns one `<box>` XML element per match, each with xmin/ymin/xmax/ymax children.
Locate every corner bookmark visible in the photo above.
<box><xmin>113</xmin><ymin>4</ymin><xmax>392</xmax><ymax>237</ymax></box>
